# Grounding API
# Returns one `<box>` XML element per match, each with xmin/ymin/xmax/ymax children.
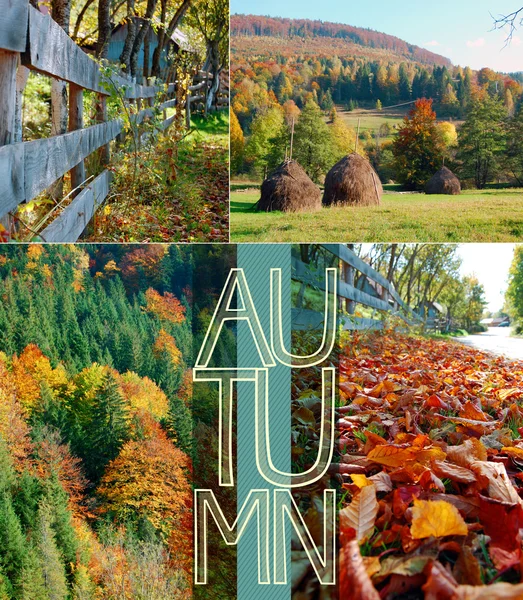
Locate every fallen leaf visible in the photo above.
<box><xmin>350</xmin><ymin>474</ymin><xmax>372</xmax><ymax>488</ymax></box>
<box><xmin>410</xmin><ymin>498</ymin><xmax>468</xmax><ymax>539</ymax></box>
<box><xmin>470</xmin><ymin>461</ymin><xmax>522</xmax><ymax>505</ymax></box>
<box><xmin>339</xmin><ymin>540</ymin><xmax>380</xmax><ymax>600</ymax></box>
<box><xmin>339</xmin><ymin>485</ymin><xmax>379</xmax><ymax>542</ymax></box>
<box><xmin>367</xmin><ymin>444</ymin><xmax>417</xmax><ymax>467</ymax></box>
<box><xmin>431</xmin><ymin>460</ymin><xmax>477</xmax><ymax>484</ymax></box>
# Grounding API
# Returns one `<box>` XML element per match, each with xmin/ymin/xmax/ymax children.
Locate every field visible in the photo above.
<box><xmin>336</xmin><ymin>105</ymin><xmax>463</xmax><ymax>142</ymax></box>
<box><xmin>337</xmin><ymin>106</ymin><xmax>405</xmax><ymax>140</ymax></box>
<box><xmin>230</xmin><ymin>187</ymin><xmax>523</xmax><ymax>242</ymax></box>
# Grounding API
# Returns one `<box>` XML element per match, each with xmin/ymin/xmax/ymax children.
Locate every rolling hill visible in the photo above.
<box><xmin>231</xmin><ymin>14</ymin><xmax>452</xmax><ymax>67</ymax></box>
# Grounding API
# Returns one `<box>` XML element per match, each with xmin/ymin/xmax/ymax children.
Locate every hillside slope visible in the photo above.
<box><xmin>231</xmin><ymin>14</ymin><xmax>452</xmax><ymax>67</ymax></box>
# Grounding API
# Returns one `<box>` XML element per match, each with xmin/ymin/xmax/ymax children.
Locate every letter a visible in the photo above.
<box><xmin>196</xmin><ymin>269</ymin><xmax>275</xmax><ymax>368</ymax></box>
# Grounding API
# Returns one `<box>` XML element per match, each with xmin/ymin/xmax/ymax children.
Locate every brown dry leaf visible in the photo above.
<box><xmin>460</xmin><ymin>401</ymin><xmax>488</xmax><ymax>422</ymax></box>
<box><xmin>339</xmin><ymin>485</ymin><xmax>379</xmax><ymax>542</ymax></box>
<box><xmin>340</xmin><ymin>540</ymin><xmax>380</xmax><ymax>600</ymax></box>
<box><xmin>376</xmin><ymin>554</ymin><xmax>434</xmax><ymax>579</ymax></box>
<box><xmin>447</xmin><ymin>438</ymin><xmax>487</xmax><ymax>468</ymax></box>
<box><xmin>410</xmin><ymin>498</ymin><xmax>468</xmax><ymax>539</ymax></box>
<box><xmin>470</xmin><ymin>461</ymin><xmax>522</xmax><ymax>505</ymax></box>
<box><xmin>369</xmin><ymin>471</ymin><xmax>393</xmax><ymax>493</ymax></box>
<box><xmin>453</xmin><ymin>546</ymin><xmax>482</xmax><ymax>586</ymax></box>
<box><xmin>362</xmin><ymin>555</ymin><xmax>381</xmax><ymax>578</ymax></box>
<box><xmin>292</xmin><ymin>406</ymin><xmax>316</xmax><ymax>426</ymax></box>
<box><xmin>497</xmin><ymin>388</ymin><xmax>522</xmax><ymax>402</ymax></box>
<box><xmin>423</xmin><ymin>560</ymin><xmax>459</xmax><ymax>600</ymax></box>
<box><xmin>432</xmin><ymin>460</ymin><xmax>477</xmax><ymax>484</ymax></box>
<box><xmin>455</xmin><ymin>582</ymin><xmax>523</xmax><ymax>599</ymax></box>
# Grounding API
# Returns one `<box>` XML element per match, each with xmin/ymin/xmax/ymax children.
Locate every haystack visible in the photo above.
<box><xmin>425</xmin><ymin>166</ymin><xmax>461</xmax><ymax>195</ymax></box>
<box><xmin>322</xmin><ymin>153</ymin><xmax>383</xmax><ymax>207</ymax></box>
<box><xmin>256</xmin><ymin>160</ymin><xmax>322</xmax><ymax>213</ymax></box>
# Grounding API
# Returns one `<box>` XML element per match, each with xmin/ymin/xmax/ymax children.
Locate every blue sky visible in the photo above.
<box><xmin>231</xmin><ymin>0</ymin><xmax>523</xmax><ymax>72</ymax></box>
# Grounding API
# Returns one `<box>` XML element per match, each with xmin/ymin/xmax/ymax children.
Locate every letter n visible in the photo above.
<box><xmin>195</xmin><ymin>489</ymin><xmax>270</xmax><ymax>585</ymax></box>
<box><xmin>273</xmin><ymin>489</ymin><xmax>336</xmax><ymax>585</ymax></box>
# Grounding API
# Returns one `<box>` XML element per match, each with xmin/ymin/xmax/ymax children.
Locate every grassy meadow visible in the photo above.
<box><xmin>337</xmin><ymin>107</ymin><xmax>405</xmax><ymax>140</ymax></box>
<box><xmin>230</xmin><ymin>187</ymin><xmax>523</xmax><ymax>242</ymax></box>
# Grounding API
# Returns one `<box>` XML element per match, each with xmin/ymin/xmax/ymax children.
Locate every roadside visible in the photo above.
<box><xmin>455</xmin><ymin>327</ymin><xmax>523</xmax><ymax>361</ymax></box>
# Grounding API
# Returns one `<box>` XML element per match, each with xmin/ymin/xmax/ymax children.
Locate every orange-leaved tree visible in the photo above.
<box><xmin>97</xmin><ymin>421</ymin><xmax>192</xmax><ymax>541</ymax></box>
<box><xmin>392</xmin><ymin>98</ymin><xmax>444</xmax><ymax>190</ymax></box>
<box><xmin>145</xmin><ymin>289</ymin><xmax>186</xmax><ymax>324</ymax></box>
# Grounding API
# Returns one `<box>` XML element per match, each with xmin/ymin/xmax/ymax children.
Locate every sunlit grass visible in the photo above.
<box><xmin>230</xmin><ymin>188</ymin><xmax>523</xmax><ymax>242</ymax></box>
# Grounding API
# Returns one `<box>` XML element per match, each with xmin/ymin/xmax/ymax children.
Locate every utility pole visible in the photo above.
<box><xmin>289</xmin><ymin>117</ymin><xmax>295</xmax><ymax>160</ymax></box>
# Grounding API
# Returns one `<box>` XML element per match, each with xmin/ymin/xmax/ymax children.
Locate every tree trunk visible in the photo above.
<box><xmin>52</xmin><ymin>0</ymin><xmax>71</xmax><ymax>33</ymax></box>
<box><xmin>72</xmin><ymin>0</ymin><xmax>95</xmax><ymax>40</ymax></box>
<box><xmin>151</xmin><ymin>29</ymin><xmax>166</xmax><ymax>79</ymax></box>
<box><xmin>151</xmin><ymin>0</ymin><xmax>192</xmax><ymax>79</ymax></box>
<box><xmin>143</xmin><ymin>34</ymin><xmax>150</xmax><ymax>80</ymax></box>
<box><xmin>120</xmin><ymin>0</ymin><xmax>137</xmax><ymax>72</ymax></box>
<box><xmin>129</xmin><ymin>0</ymin><xmax>158</xmax><ymax>79</ymax></box>
<box><xmin>96</xmin><ymin>0</ymin><xmax>112</xmax><ymax>58</ymax></box>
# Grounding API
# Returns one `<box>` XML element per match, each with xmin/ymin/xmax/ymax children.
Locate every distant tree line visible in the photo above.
<box><xmin>231</xmin><ymin>14</ymin><xmax>452</xmax><ymax>66</ymax></box>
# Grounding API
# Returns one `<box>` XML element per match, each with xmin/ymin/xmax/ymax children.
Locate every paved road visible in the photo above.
<box><xmin>456</xmin><ymin>328</ymin><xmax>523</xmax><ymax>361</ymax></box>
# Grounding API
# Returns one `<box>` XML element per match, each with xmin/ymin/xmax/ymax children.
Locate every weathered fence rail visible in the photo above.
<box><xmin>292</xmin><ymin>244</ymin><xmax>423</xmax><ymax>332</ymax></box>
<box><xmin>0</xmin><ymin>0</ymin><xmax>219</xmax><ymax>242</ymax></box>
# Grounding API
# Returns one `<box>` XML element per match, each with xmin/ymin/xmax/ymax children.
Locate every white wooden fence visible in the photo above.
<box><xmin>0</xmin><ymin>0</ymin><xmax>216</xmax><ymax>242</ymax></box>
<box><xmin>292</xmin><ymin>244</ymin><xmax>423</xmax><ymax>331</ymax></box>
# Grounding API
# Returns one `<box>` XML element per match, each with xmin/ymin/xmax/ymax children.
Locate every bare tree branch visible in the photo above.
<box><xmin>492</xmin><ymin>8</ymin><xmax>523</xmax><ymax>46</ymax></box>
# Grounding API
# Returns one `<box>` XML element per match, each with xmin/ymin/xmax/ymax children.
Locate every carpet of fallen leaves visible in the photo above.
<box><xmin>85</xmin><ymin>113</ymin><xmax>229</xmax><ymax>243</ymax></box>
<box><xmin>338</xmin><ymin>331</ymin><xmax>523</xmax><ymax>599</ymax></box>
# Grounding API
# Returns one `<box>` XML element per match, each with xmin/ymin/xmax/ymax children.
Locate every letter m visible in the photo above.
<box><xmin>194</xmin><ymin>489</ymin><xmax>270</xmax><ymax>585</ymax></box>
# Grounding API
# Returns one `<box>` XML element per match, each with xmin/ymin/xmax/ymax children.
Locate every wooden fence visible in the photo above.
<box><xmin>292</xmin><ymin>244</ymin><xmax>424</xmax><ymax>331</ymax></box>
<box><xmin>0</xmin><ymin>0</ymin><xmax>219</xmax><ymax>242</ymax></box>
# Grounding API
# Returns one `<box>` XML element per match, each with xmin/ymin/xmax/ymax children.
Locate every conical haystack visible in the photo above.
<box><xmin>322</xmin><ymin>153</ymin><xmax>382</xmax><ymax>207</ymax></box>
<box><xmin>256</xmin><ymin>160</ymin><xmax>322</xmax><ymax>213</ymax></box>
<box><xmin>425</xmin><ymin>166</ymin><xmax>461</xmax><ymax>195</ymax></box>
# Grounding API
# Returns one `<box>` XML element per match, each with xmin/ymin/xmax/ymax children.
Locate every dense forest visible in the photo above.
<box><xmin>0</xmin><ymin>244</ymin><xmax>237</xmax><ymax>600</ymax></box>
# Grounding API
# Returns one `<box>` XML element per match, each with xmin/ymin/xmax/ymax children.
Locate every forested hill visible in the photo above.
<box><xmin>0</xmin><ymin>244</ymin><xmax>240</xmax><ymax>599</ymax></box>
<box><xmin>231</xmin><ymin>14</ymin><xmax>452</xmax><ymax>67</ymax></box>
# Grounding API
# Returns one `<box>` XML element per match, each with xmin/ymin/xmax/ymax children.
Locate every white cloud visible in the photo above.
<box><xmin>424</xmin><ymin>40</ymin><xmax>440</xmax><ymax>47</ymax></box>
<box><xmin>467</xmin><ymin>38</ymin><xmax>486</xmax><ymax>48</ymax></box>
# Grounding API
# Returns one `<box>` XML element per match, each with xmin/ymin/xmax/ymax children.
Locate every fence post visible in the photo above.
<box><xmin>0</xmin><ymin>50</ymin><xmax>18</xmax><ymax>233</ymax></box>
<box><xmin>204</xmin><ymin>73</ymin><xmax>209</xmax><ymax>117</ymax></box>
<box><xmin>96</xmin><ymin>95</ymin><xmax>110</xmax><ymax>164</ymax></box>
<box><xmin>0</xmin><ymin>50</ymin><xmax>17</xmax><ymax>146</ymax></box>
<box><xmin>186</xmin><ymin>92</ymin><xmax>191</xmax><ymax>129</ymax></box>
<box><xmin>14</xmin><ymin>65</ymin><xmax>29</xmax><ymax>142</ymax></box>
<box><xmin>69</xmin><ymin>83</ymin><xmax>86</xmax><ymax>195</ymax></box>
<box><xmin>344</xmin><ymin>246</ymin><xmax>356</xmax><ymax>315</ymax></box>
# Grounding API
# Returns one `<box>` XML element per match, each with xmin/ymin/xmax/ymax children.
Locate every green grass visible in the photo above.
<box><xmin>339</xmin><ymin>111</ymin><xmax>403</xmax><ymax>138</ymax></box>
<box><xmin>230</xmin><ymin>188</ymin><xmax>523</xmax><ymax>242</ymax></box>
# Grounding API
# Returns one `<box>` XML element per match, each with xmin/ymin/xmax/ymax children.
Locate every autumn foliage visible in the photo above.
<box><xmin>393</xmin><ymin>98</ymin><xmax>444</xmax><ymax>189</ymax></box>
<box><xmin>338</xmin><ymin>331</ymin><xmax>523</xmax><ymax>597</ymax></box>
<box><xmin>97</xmin><ymin>421</ymin><xmax>192</xmax><ymax>540</ymax></box>
<box><xmin>0</xmin><ymin>245</ymin><xmax>195</xmax><ymax>599</ymax></box>
<box><xmin>145</xmin><ymin>288</ymin><xmax>186</xmax><ymax>324</ymax></box>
